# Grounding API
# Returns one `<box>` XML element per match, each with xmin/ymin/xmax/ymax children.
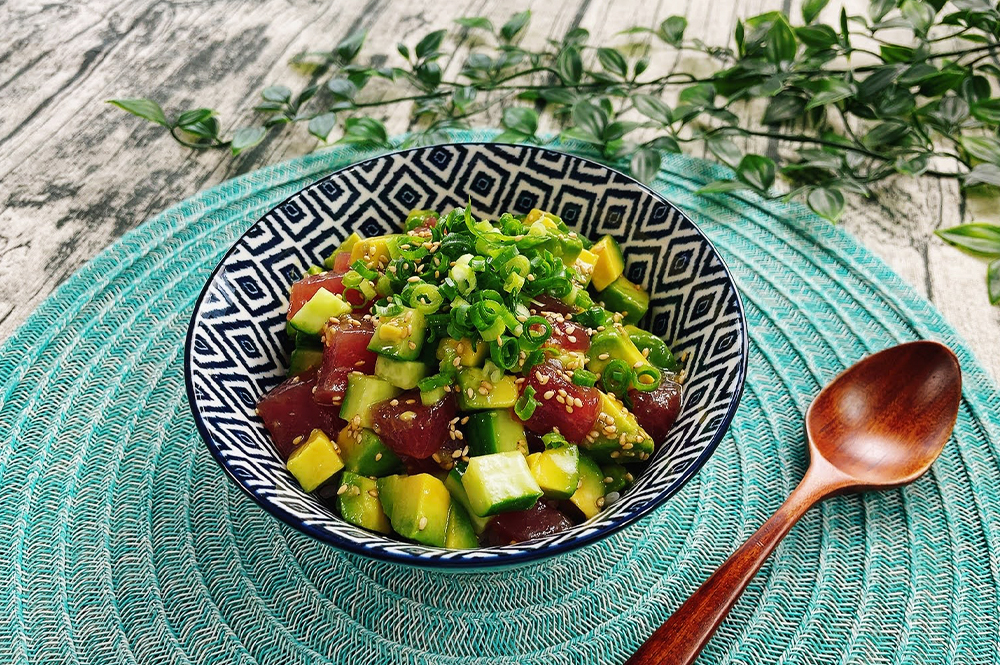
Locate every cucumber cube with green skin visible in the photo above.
<box><xmin>600</xmin><ymin>276</ymin><xmax>650</xmax><ymax>325</ymax></box>
<box><xmin>581</xmin><ymin>392</ymin><xmax>655</xmax><ymax>463</ymax></box>
<box><xmin>339</xmin><ymin>373</ymin><xmax>401</xmax><ymax>429</ymax></box>
<box><xmin>586</xmin><ymin>325</ymin><xmax>652</xmax><ymax>376</ymax></box>
<box><xmin>336</xmin><ymin>425</ymin><xmax>403</xmax><ymax>477</ymax></box>
<box><xmin>444</xmin><ymin>468</ymin><xmax>493</xmax><ymax>534</ymax></box>
<box><xmin>590</xmin><ymin>235</ymin><xmax>625</xmax><ymax>291</ymax></box>
<box><xmin>445</xmin><ymin>504</ymin><xmax>479</xmax><ymax>549</ymax></box>
<box><xmin>368</xmin><ymin>306</ymin><xmax>426</xmax><ymax>361</ymax></box>
<box><xmin>286</xmin><ymin>429</ymin><xmax>344</xmax><ymax>492</ymax></box>
<box><xmin>289</xmin><ymin>289</ymin><xmax>353</xmax><ymax>335</ymax></box>
<box><xmin>601</xmin><ymin>463</ymin><xmax>635</xmax><ymax>494</ymax></box>
<box><xmin>337</xmin><ymin>471</ymin><xmax>392</xmax><ymax>534</ymax></box>
<box><xmin>569</xmin><ymin>454</ymin><xmax>606</xmax><ymax>519</ymax></box>
<box><xmin>526</xmin><ymin>445</ymin><xmax>580</xmax><ymax>500</ymax></box>
<box><xmin>466</xmin><ymin>409</ymin><xmax>527</xmax><ymax>456</ymax></box>
<box><xmin>374</xmin><ymin>355</ymin><xmax>429</xmax><ymax>390</ymax></box>
<box><xmin>376</xmin><ymin>474</ymin><xmax>451</xmax><ymax>546</ymax></box>
<box><xmin>420</xmin><ymin>385</ymin><xmax>448</xmax><ymax>406</ymax></box>
<box><xmin>288</xmin><ymin>347</ymin><xmax>323</xmax><ymax>377</ymax></box>
<box><xmin>462</xmin><ymin>452</ymin><xmax>543</xmax><ymax>517</ymax></box>
<box><xmin>624</xmin><ymin>325</ymin><xmax>678</xmax><ymax>371</ymax></box>
<box><xmin>456</xmin><ymin>368</ymin><xmax>519</xmax><ymax>410</ymax></box>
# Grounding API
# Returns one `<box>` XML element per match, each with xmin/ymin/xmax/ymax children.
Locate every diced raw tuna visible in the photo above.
<box><xmin>519</xmin><ymin>361</ymin><xmax>600</xmax><ymax>444</ymax></box>
<box><xmin>256</xmin><ymin>369</ymin><xmax>344</xmax><ymax>459</ymax></box>
<box><xmin>371</xmin><ymin>391</ymin><xmax>458</xmax><ymax>460</ymax></box>
<box><xmin>314</xmin><ymin>317</ymin><xmax>377</xmax><ymax>405</ymax></box>
<box><xmin>486</xmin><ymin>500</ymin><xmax>574</xmax><ymax>545</ymax></box>
<box><xmin>628</xmin><ymin>379</ymin><xmax>683</xmax><ymax>445</ymax></box>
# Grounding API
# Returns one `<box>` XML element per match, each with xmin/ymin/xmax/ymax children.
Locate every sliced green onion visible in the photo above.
<box><xmin>571</xmin><ymin>368</ymin><xmax>599</xmax><ymax>387</ymax></box>
<box><xmin>417</xmin><ymin>371</ymin><xmax>453</xmax><ymax>392</ymax></box>
<box><xmin>632</xmin><ymin>365</ymin><xmax>662</xmax><ymax>392</ymax></box>
<box><xmin>542</xmin><ymin>432</ymin><xmax>569</xmax><ymax>449</ymax></box>
<box><xmin>602</xmin><ymin>359</ymin><xmax>634</xmax><ymax>398</ymax></box>
<box><xmin>490</xmin><ymin>336</ymin><xmax>520</xmax><ymax>370</ymax></box>
<box><xmin>506</xmin><ymin>255</ymin><xmax>531</xmax><ymax>277</ymax></box>
<box><xmin>520</xmin><ymin>349</ymin><xmax>545</xmax><ymax>374</ymax></box>
<box><xmin>350</xmin><ymin>260</ymin><xmax>378</xmax><ymax>281</ymax></box>
<box><xmin>514</xmin><ymin>385</ymin><xmax>539</xmax><ymax>421</ymax></box>
<box><xmin>410</xmin><ymin>283</ymin><xmax>443</xmax><ymax>314</ymax></box>
<box><xmin>479</xmin><ymin>317</ymin><xmax>506</xmax><ymax>342</ymax></box>
<box><xmin>342</xmin><ymin>270</ymin><xmax>364</xmax><ymax>289</ymax></box>
<box><xmin>520</xmin><ymin>316</ymin><xmax>552</xmax><ymax>350</ymax></box>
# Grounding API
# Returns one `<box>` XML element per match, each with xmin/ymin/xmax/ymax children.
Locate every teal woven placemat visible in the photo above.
<box><xmin>2</xmin><ymin>130</ymin><xmax>999</xmax><ymax>665</ymax></box>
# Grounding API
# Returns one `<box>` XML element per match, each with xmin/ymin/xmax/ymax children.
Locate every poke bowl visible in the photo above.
<box><xmin>184</xmin><ymin>142</ymin><xmax>748</xmax><ymax>569</ymax></box>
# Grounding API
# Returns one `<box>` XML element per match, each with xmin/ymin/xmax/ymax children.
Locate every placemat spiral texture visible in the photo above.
<box><xmin>2</xmin><ymin>130</ymin><xmax>999</xmax><ymax>665</ymax></box>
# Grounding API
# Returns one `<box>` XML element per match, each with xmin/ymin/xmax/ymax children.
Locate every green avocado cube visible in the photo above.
<box><xmin>569</xmin><ymin>454</ymin><xmax>606</xmax><ymax>520</ymax></box>
<box><xmin>456</xmin><ymin>368</ymin><xmax>519</xmax><ymax>410</ymax></box>
<box><xmin>336</xmin><ymin>425</ymin><xmax>403</xmax><ymax>477</ymax></box>
<box><xmin>444</xmin><ymin>468</ymin><xmax>493</xmax><ymax>534</ymax></box>
<box><xmin>339</xmin><ymin>373</ymin><xmax>401</xmax><ymax>429</ymax></box>
<box><xmin>581</xmin><ymin>393</ymin><xmax>654</xmax><ymax>463</ymax></box>
<box><xmin>600</xmin><ymin>275</ymin><xmax>650</xmax><ymax>325</ymax></box>
<box><xmin>337</xmin><ymin>471</ymin><xmax>392</xmax><ymax>534</ymax></box>
<box><xmin>376</xmin><ymin>473</ymin><xmax>451</xmax><ymax>547</ymax></box>
<box><xmin>527</xmin><ymin>445</ymin><xmax>580</xmax><ymax>500</ymax></box>
<box><xmin>444</xmin><ymin>504</ymin><xmax>479</xmax><ymax>549</ymax></box>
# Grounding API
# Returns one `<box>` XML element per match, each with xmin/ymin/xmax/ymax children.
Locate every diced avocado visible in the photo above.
<box><xmin>336</xmin><ymin>425</ymin><xmax>403</xmax><ymax>476</ymax></box>
<box><xmin>340</xmin><ymin>373</ymin><xmax>402</xmax><ymax>428</ymax></box>
<box><xmin>624</xmin><ymin>325</ymin><xmax>679</xmax><ymax>371</ymax></box>
<box><xmin>445</xmin><ymin>504</ymin><xmax>479</xmax><ymax>549</ymax></box>
<box><xmin>600</xmin><ymin>276</ymin><xmax>650</xmax><ymax>324</ymax></box>
<box><xmin>420</xmin><ymin>385</ymin><xmax>449</xmax><ymax>406</ymax></box>
<box><xmin>288</xmin><ymin>289</ymin><xmax>353</xmax><ymax>335</ymax></box>
<box><xmin>337</xmin><ymin>471</ymin><xmax>392</xmax><ymax>534</ymax></box>
<box><xmin>286</xmin><ymin>429</ymin><xmax>344</xmax><ymax>492</ymax></box>
<box><xmin>586</xmin><ymin>325</ymin><xmax>651</xmax><ymax>376</ymax></box>
<box><xmin>462</xmin><ymin>452</ymin><xmax>543</xmax><ymax>517</ymax></box>
<box><xmin>569</xmin><ymin>454</ymin><xmax>606</xmax><ymax>519</ymax></box>
<box><xmin>305</xmin><ymin>265</ymin><xmax>324</xmax><ymax>276</ymax></box>
<box><xmin>581</xmin><ymin>392</ymin><xmax>655</xmax><ymax>463</ymax></box>
<box><xmin>572</xmin><ymin>247</ymin><xmax>599</xmax><ymax>287</ymax></box>
<box><xmin>368</xmin><ymin>306</ymin><xmax>427</xmax><ymax>361</ymax></box>
<box><xmin>456</xmin><ymin>368</ymin><xmax>519</xmax><ymax>410</ymax></box>
<box><xmin>601</xmin><ymin>463</ymin><xmax>635</xmax><ymax>494</ymax></box>
<box><xmin>444</xmin><ymin>468</ymin><xmax>493</xmax><ymax>534</ymax></box>
<box><xmin>527</xmin><ymin>445</ymin><xmax>580</xmax><ymax>499</ymax></box>
<box><xmin>374</xmin><ymin>355</ymin><xmax>429</xmax><ymax>390</ymax></box>
<box><xmin>288</xmin><ymin>347</ymin><xmax>323</xmax><ymax>376</ymax></box>
<box><xmin>549</xmin><ymin>349</ymin><xmax>588</xmax><ymax>372</ymax></box>
<box><xmin>466</xmin><ymin>409</ymin><xmax>527</xmax><ymax>456</ymax></box>
<box><xmin>323</xmin><ymin>232</ymin><xmax>362</xmax><ymax>268</ymax></box>
<box><xmin>376</xmin><ymin>474</ymin><xmax>451</xmax><ymax>546</ymax></box>
<box><xmin>591</xmin><ymin>235</ymin><xmax>625</xmax><ymax>291</ymax></box>
<box><xmin>437</xmin><ymin>337</ymin><xmax>487</xmax><ymax>368</ymax></box>
<box><xmin>349</xmin><ymin>235</ymin><xmax>396</xmax><ymax>269</ymax></box>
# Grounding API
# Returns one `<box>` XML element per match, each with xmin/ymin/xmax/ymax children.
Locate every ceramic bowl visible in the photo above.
<box><xmin>185</xmin><ymin>142</ymin><xmax>748</xmax><ymax>569</ymax></box>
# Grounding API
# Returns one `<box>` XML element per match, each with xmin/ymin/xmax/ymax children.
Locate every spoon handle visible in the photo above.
<box><xmin>625</xmin><ymin>474</ymin><xmax>830</xmax><ymax>665</ymax></box>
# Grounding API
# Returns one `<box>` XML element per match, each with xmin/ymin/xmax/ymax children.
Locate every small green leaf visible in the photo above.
<box><xmin>415</xmin><ymin>30</ymin><xmax>447</xmax><ymax>60</ymax></box>
<box><xmin>805</xmin><ymin>78</ymin><xmax>855</xmax><ymax>109</ymax></box>
<box><xmin>563</xmin><ymin>27</ymin><xmax>590</xmax><ymax>45</ymax></box>
<box><xmin>901</xmin><ymin>0</ymin><xmax>935</xmax><ymax>34</ymax></box>
<box><xmin>962</xmin><ymin>136</ymin><xmax>1000</xmax><ymax>166</ymax></box>
<box><xmin>807</xmin><ymin>187</ymin><xmax>845</xmax><ymax>221</ymax></box>
<box><xmin>633</xmin><ymin>94</ymin><xmax>672</xmax><ymax>124</ymax></box>
<box><xmin>802</xmin><ymin>0</ymin><xmax>829</xmax><ymax>23</ymax></box>
<box><xmin>231</xmin><ymin>126</ymin><xmax>266</xmax><ymax>155</ymax></box>
<box><xmin>397</xmin><ymin>43</ymin><xmax>410</xmax><ymax>60</ymax></box>
<box><xmin>262</xmin><ymin>85</ymin><xmax>292</xmax><ymax>103</ymax></box>
<box><xmin>500</xmin><ymin>10</ymin><xmax>531</xmax><ymax>42</ymax></box>
<box><xmin>452</xmin><ymin>85</ymin><xmax>477</xmax><ymax>109</ymax></box>
<box><xmin>455</xmin><ymin>16</ymin><xmax>494</xmax><ymax>31</ymax></box>
<box><xmin>679</xmin><ymin>83</ymin><xmax>715</xmax><ymax>108</ymax></box>
<box><xmin>736</xmin><ymin>154</ymin><xmax>776</xmax><ymax>191</ymax></box>
<box><xmin>540</xmin><ymin>88</ymin><xmax>577</xmax><ymax>105</ymax></box>
<box><xmin>556</xmin><ymin>46</ymin><xmax>583</xmax><ymax>85</ymax></box>
<box><xmin>796</xmin><ymin>24</ymin><xmax>838</xmax><ymax>48</ymax></box>
<box><xmin>938</xmin><ymin>96</ymin><xmax>970</xmax><ymax>126</ymax></box>
<box><xmin>603</xmin><ymin>121</ymin><xmax>639</xmax><ymax>142</ymax></box>
<box><xmin>493</xmin><ymin>129</ymin><xmax>531</xmax><ymax>144</ymax></box>
<box><xmin>631</xmin><ymin>148</ymin><xmax>662</xmax><ymax>183</ymax></box>
<box><xmin>972</xmin><ymin>99</ymin><xmax>1000</xmax><ymax>123</ymax></box>
<box><xmin>502</xmin><ymin>107</ymin><xmax>538</xmax><ymax>136</ymax></box>
<box><xmin>327</xmin><ymin>78</ymin><xmax>357</xmax><ymax>100</ymax></box>
<box><xmin>647</xmin><ymin>135</ymin><xmax>680</xmax><ymax>153</ymax></box>
<box><xmin>765</xmin><ymin>15</ymin><xmax>797</xmax><ymax>63</ymax></box>
<box><xmin>696</xmin><ymin>180</ymin><xmax>751</xmax><ymax>195</ymax></box>
<box><xmin>857</xmin><ymin>65</ymin><xmax>905</xmax><ymax>101</ymax></box>
<box><xmin>935</xmin><ymin>223</ymin><xmax>1000</xmax><ymax>257</ymax></box>
<box><xmin>988</xmin><ymin>258</ymin><xmax>1000</xmax><ymax>305</ymax></box>
<box><xmin>869</xmin><ymin>0</ymin><xmax>896</xmax><ymax>22</ymax></box>
<box><xmin>108</xmin><ymin>98</ymin><xmax>169</xmax><ymax>127</ymax></box>
<box><xmin>707</xmin><ymin>135</ymin><xmax>742</xmax><ymax>168</ymax></box>
<box><xmin>863</xmin><ymin>121</ymin><xmax>909</xmax><ymax>148</ymax></box>
<box><xmin>895</xmin><ymin>153</ymin><xmax>930</xmax><ymax>176</ymax></box>
<box><xmin>340</xmin><ymin>117</ymin><xmax>389</xmax><ymax>146</ymax></box>
<box><xmin>658</xmin><ymin>16</ymin><xmax>687</xmax><ymax>46</ymax></box>
<box><xmin>307</xmin><ymin>112</ymin><xmax>337</xmax><ymax>141</ymax></box>
<box><xmin>571</xmin><ymin>101</ymin><xmax>608</xmax><ymax>141</ymax></box>
<box><xmin>964</xmin><ymin>164</ymin><xmax>1000</xmax><ymax>187</ymax></box>
<box><xmin>176</xmin><ymin>109</ymin><xmax>214</xmax><ymax>128</ymax></box>
<box><xmin>763</xmin><ymin>94</ymin><xmax>806</xmax><ymax>124</ymax></box>
<box><xmin>596</xmin><ymin>48</ymin><xmax>628</xmax><ymax>78</ymax></box>
<box><xmin>879</xmin><ymin>44</ymin><xmax>914</xmax><ymax>63</ymax></box>
<box><xmin>335</xmin><ymin>30</ymin><xmax>366</xmax><ymax>63</ymax></box>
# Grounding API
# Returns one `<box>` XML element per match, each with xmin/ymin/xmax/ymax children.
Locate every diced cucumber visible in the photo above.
<box><xmin>376</xmin><ymin>474</ymin><xmax>451</xmax><ymax>547</ymax></box>
<box><xmin>581</xmin><ymin>392</ymin><xmax>654</xmax><ymax>463</ymax></box>
<box><xmin>456</xmin><ymin>368</ymin><xmax>519</xmax><ymax>410</ymax></box>
<box><xmin>420</xmin><ymin>385</ymin><xmax>448</xmax><ymax>406</ymax></box>
<box><xmin>462</xmin><ymin>452</ymin><xmax>542</xmax><ymax>517</ymax></box>
<box><xmin>286</xmin><ymin>429</ymin><xmax>344</xmax><ymax>492</ymax></box>
<box><xmin>445</xmin><ymin>504</ymin><xmax>479</xmax><ymax>549</ymax></box>
<box><xmin>437</xmin><ymin>337</ymin><xmax>487</xmax><ymax>368</ymax></box>
<box><xmin>466</xmin><ymin>409</ymin><xmax>527</xmax><ymax>456</ymax></box>
<box><xmin>444</xmin><ymin>468</ymin><xmax>493</xmax><ymax>534</ymax></box>
<box><xmin>289</xmin><ymin>289</ymin><xmax>353</xmax><ymax>335</ymax></box>
<box><xmin>586</xmin><ymin>325</ymin><xmax>652</xmax><ymax>376</ymax></box>
<box><xmin>374</xmin><ymin>355</ymin><xmax>429</xmax><ymax>390</ymax></box>
<box><xmin>339</xmin><ymin>373</ymin><xmax>401</xmax><ymax>428</ymax></box>
<box><xmin>337</xmin><ymin>471</ymin><xmax>391</xmax><ymax>534</ymax></box>
<box><xmin>336</xmin><ymin>425</ymin><xmax>403</xmax><ymax>477</ymax></box>
<box><xmin>601</xmin><ymin>463</ymin><xmax>635</xmax><ymax>494</ymax></box>
<box><xmin>368</xmin><ymin>306</ymin><xmax>427</xmax><ymax>361</ymax></box>
<box><xmin>624</xmin><ymin>325</ymin><xmax>679</xmax><ymax>371</ymax></box>
<box><xmin>600</xmin><ymin>276</ymin><xmax>650</xmax><ymax>324</ymax></box>
<box><xmin>527</xmin><ymin>445</ymin><xmax>580</xmax><ymax>499</ymax></box>
<box><xmin>590</xmin><ymin>235</ymin><xmax>625</xmax><ymax>291</ymax></box>
<box><xmin>288</xmin><ymin>347</ymin><xmax>323</xmax><ymax>376</ymax></box>
<box><xmin>569</xmin><ymin>454</ymin><xmax>606</xmax><ymax>519</ymax></box>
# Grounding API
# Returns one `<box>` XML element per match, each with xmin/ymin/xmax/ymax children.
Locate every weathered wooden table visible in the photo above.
<box><xmin>2</xmin><ymin>0</ymin><xmax>997</xmax><ymax>379</ymax></box>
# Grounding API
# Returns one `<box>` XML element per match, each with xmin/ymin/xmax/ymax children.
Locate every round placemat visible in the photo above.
<box><xmin>2</xmin><ymin>130</ymin><xmax>998</xmax><ymax>665</ymax></box>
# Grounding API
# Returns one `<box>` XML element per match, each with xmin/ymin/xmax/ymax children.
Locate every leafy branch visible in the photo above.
<box><xmin>110</xmin><ymin>1</ymin><xmax>1000</xmax><ymax>304</ymax></box>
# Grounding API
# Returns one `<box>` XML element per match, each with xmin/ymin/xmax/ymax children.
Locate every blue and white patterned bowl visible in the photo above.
<box><xmin>184</xmin><ymin>142</ymin><xmax>748</xmax><ymax>569</ymax></box>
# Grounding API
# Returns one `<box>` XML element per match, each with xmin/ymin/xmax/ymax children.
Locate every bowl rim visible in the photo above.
<box><xmin>184</xmin><ymin>141</ymin><xmax>749</xmax><ymax>569</ymax></box>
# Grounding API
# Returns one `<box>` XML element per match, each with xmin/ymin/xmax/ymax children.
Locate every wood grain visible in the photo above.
<box><xmin>1</xmin><ymin>0</ymin><xmax>997</xmax><ymax>382</ymax></box>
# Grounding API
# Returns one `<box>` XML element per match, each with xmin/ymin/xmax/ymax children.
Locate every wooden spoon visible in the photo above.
<box><xmin>625</xmin><ymin>340</ymin><xmax>962</xmax><ymax>665</ymax></box>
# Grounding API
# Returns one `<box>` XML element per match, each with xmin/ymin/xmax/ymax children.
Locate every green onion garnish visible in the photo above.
<box><xmin>520</xmin><ymin>316</ymin><xmax>552</xmax><ymax>350</ymax></box>
<box><xmin>571</xmin><ymin>368</ymin><xmax>599</xmax><ymax>387</ymax></box>
<box><xmin>514</xmin><ymin>385</ymin><xmax>539</xmax><ymax>421</ymax></box>
<box><xmin>602</xmin><ymin>359</ymin><xmax>634</xmax><ymax>398</ymax></box>
<box><xmin>632</xmin><ymin>365</ymin><xmax>662</xmax><ymax>392</ymax></box>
